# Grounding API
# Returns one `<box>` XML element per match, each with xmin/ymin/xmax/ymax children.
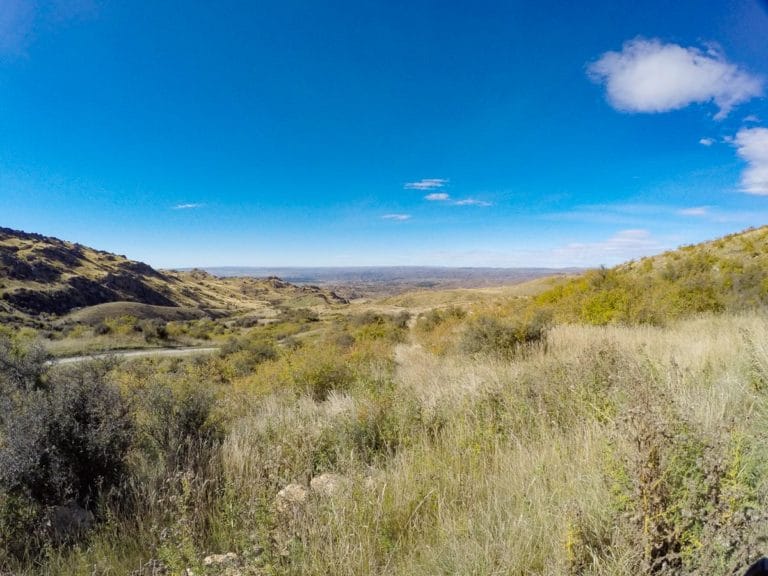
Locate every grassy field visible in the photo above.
<box><xmin>3</xmin><ymin>306</ymin><xmax>767</xmax><ymax>575</ymax></box>
<box><xmin>215</xmin><ymin>315</ymin><xmax>768</xmax><ymax>575</ymax></box>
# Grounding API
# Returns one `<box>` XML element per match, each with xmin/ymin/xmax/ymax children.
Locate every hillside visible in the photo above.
<box><xmin>0</xmin><ymin>227</ymin><xmax>347</xmax><ymax>325</ymax></box>
<box><xmin>533</xmin><ymin>226</ymin><xmax>768</xmax><ymax>325</ymax></box>
<box><xmin>3</xmin><ymin>226</ymin><xmax>768</xmax><ymax>575</ymax></box>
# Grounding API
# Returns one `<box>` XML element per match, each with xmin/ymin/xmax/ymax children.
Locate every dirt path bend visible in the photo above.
<box><xmin>50</xmin><ymin>346</ymin><xmax>220</xmax><ymax>365</ymax></box>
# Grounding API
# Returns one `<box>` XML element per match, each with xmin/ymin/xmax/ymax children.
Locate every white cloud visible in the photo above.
<box><xmin>425</xmin><ymin>192</ymin><xmax>449</xmax><ymax>201</ymax></box>
<box><xmin>173</xmin><ymin>203</ymin><xmax>204</xmax><ymax>210</ymax></box>
<box><xmin>454</xmin><ymin>198</ymin><xmax>492</xmax><ymax>207</ymax></box>
<box><xmin>699</xmin><ymin>137</ymin><xmax>715</xmax><ymax>146</ymax></box>
<box><xmin>404</xmin><ymin>178</ymin><xmax>448</xmax><ymax>190</ymax></box>
<box><xmin>733</xmin><ymin>127</ymin><xmax>768</xmax><ymax>195</ymax></box>
<box><xmin>744</xmin><ymin>115</ymin><xmax>760</xmax><ymax>123</ymax></box>
<box><xmin>382</xmin><ymin>213</ymin><xmax>411</xmax><ymax>221</ymax></box>
<box><xmin>678</xmin><ymin>206</ymin><xmax>709</xmax><ymax>216</ymax></box>
<box><xmin>588</xmin><ymin>38</ymin><xmax>763</xmax><ymax>119</ymax></box>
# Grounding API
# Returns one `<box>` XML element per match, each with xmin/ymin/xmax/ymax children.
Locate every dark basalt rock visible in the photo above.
<box><xmin>0</xmin><ymin>253</ymin><xmax>61</xmax><ymax>282</ymax></box>
<box><xmin>4</xmin><ymin>281</ymin><xmax>120</xmax><ymax>315</ymax></box>
<box><xmin>0</xmin><ymin>227</ymin><xmax>185</xmax><ymax>317</ymax></box>
<box><xmin>101</xmin><ymin>273</ymin><xmax>177</xmax><ymax>307</ymax></box>
<box><xmin>1</xmin><ymin>273</ymin><xmax>179</xmax><ymax>315</ymax></box>
<box><xmin>119</xmin><ymin>260</ymin><xmax>165</xmax><ymax>279</ymax></box>
<box><xmin>35</xmin><ymin>245</ymin><xmax>84</xmax><ymax>268</ymax></box>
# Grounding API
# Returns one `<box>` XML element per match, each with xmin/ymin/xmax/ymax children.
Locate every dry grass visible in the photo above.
<box><xmin>7</xmin><ymin>312</ymin><xmax>768</xmax><ymax>575</ymax></box>
<box><xmin>207</xmin><ymin>313</ymin><xmax>768</xmax><ymax>575</ymax></box>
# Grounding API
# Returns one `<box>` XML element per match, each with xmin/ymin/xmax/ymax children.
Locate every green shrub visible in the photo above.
<box><xmin>460</xmin><ymin>314</ymin><xmax>548</xmax><ymax>358</ymax></box>
<box><xmin>128</xmin><ymin>378</ymin><xmax>222</xmax><ymax>471</ymax></box>
<box><xmin>0</xmin><ymin>363</ymin><xmax>132</xmax><ymax>507</ymax></box>
<box><xmin>93</xmin><ymin>321</ymin><xmax>111</xmax><ymax>335</ymax></box>
<box><xmin>296</xmin><ymin>357</ymin><xmax>354</xmax><ymax>401</ymax></box>
<box><xmin>0</xmin><ymin>357</ymin><xmax>133</xmax><ymax>558</ymax></box>
<box><xmin>219</xmin><ymin>336</ymin><xmax>278</xmax><ymax>376</ymax></box>
<box><xmin>280</xmin><ymin>307</ymin><xmax>320</xmax><ymax>323</ymax></box>
<box><xmin>0</xmin><ymin>335</ymin><xmax>49</xmax><ymax>393</ymax></box>
<box><xmin>349</xmin><ymin>311</ymin><xmax>409</xmax><ymax>343</ymax></box>
<box><xmin>139</xmin><ymin>319</ymin><xmax>169</xmax><ymax>342</ymax></box>
<box><xmin>416</xmin><ymin>306</ymin><xmax>465</xmax><ymax>333</ymax></box>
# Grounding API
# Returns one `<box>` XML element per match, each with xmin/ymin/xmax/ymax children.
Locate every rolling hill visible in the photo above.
<box><xmin>534</xmin><ymin>225</ymin><xmax>768</xmax><ymax>324</ymax></box>
<box><xmin>0</xmin><ymin>227</ymin><xmax>347</xmax><ymax>325</ymax></box>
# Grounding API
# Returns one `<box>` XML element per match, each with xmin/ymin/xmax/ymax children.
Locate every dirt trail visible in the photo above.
<box><xmin>49</xmin><ymin>346</ymin><xmax>219</xmax><ymax>365</ymax></box>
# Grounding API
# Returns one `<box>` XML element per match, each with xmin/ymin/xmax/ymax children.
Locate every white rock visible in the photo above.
<box><xmin>310</xmin><ymin>473</ymin><xmax>346</xmax><ymax>497</ymax></box>
<box><xmin>275</xmin><ymin>483</ymin><xmax>308</xmax><ymax>512</ymax></box>
<box><xmin>203</xmin><ymin>552</ymin><xmax>238</xmax><ymax>566</ymax></box>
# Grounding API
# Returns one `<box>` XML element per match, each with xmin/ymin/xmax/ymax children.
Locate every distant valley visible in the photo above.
<box><xmin>188</xmin><ymin>266</ymin><xmax>581</xmax><ymax>298</ymax></box>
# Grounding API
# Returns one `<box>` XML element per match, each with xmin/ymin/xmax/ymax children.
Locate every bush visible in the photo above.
<box><xmin>104</xmin><ymin>315</ymin><xmax>141</xmax><ymax>336</ymax></box>
<box><xmin>416</xmin><ymin>306</ymin><xmax>466</xmax><ymax>333</ymax></box>
<box><xmin>219</xmin><ymin>337</ymin><xmax>278</xmax><ymax>377</ymax></box>
<box><xmin>349</xmin><ymin>312</ymin><xmax>409</xmax><ymax>344</ymax></box>
<box><xmin>0</xmin><ymin>335</ymin><xmax>49</xmax><ymax>393</ymax></box>
<box><xmin>0</xmin><ymin>363</ymin><xmax>132</xmax><ymax>508</ymax></box>
<box><xmin>280</xmin><ymin>307</ymin><xmax>320</xmax><ymax>323</ymax></box>
<box><xmin>128</xmin><ymin>378</ymin><xmax>223</xmax><ymax>471</ymax></box>
<box><xmin>0</xmin><ymin>356</ymin><xmax>133</xmax><ymax>557</ymax></box>
<box><xmin>94</xmin><ymin>322</ymin><xmax>111</xmax><ymax>335</ymax></box>
<box><xmin>460</xmin><ymin>314</ymin><xmax>548</xmax><ymax>358</ymax></box>
<box><xmin>139</xmin><ymin>319</ymin><xmax>169</xmax><ymax>342</ymax></box>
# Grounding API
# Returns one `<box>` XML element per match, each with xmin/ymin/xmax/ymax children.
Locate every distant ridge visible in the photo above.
<box><xmin>183</xmin><ymin>266</ymin><xmax>582</xmax><ymax>296</ymax></box>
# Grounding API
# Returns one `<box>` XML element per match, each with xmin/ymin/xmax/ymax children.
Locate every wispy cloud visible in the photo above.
<box><xmin>733</xmin><ymin>127</ymin><xmax>768</xmax><ymax>195</ymax></box>
<box><xmin>382</xmin><ymin>213</ymin><xmax>412</xmax><ymax>221</ymax></box>
<box><xmin>173</xmin><ymin>203</ymin><xmax>204</xmax><ymax>210</ymax></box>
<box><xmin>588</xmin><ymin>38</ymin><xmax>763</xmax><ymax>119</ymax></box>
<box><xmin>454</xmin><ymin>198</ymin><xmax>493</xmax><ymax>207</ymax></box>
<box><xmin>699</xmin><ymin>137</ymin><xmax>715</xmax><ymax>146</ymax></box>
<box><xmin>421</xmin><ymin>192</ymin><xmax>492</xmax><ymax>206</ymax></box>
<box><xmin>404</xmin><ymin>178</ymin><xmax>448</xmax><ymax>191</ymax></box>
<box><xmin>678</xmin><ymin>206</ymin><xmax>709</xmax><ymax>216</ymax></box>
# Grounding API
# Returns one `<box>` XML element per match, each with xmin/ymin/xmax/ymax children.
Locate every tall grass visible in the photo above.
<box><xmin>5</xmin><ymin>313</ymin><xmax>768</xmax><ymax>574</ymax></box>
<box><xmin>214</xmin><ymin>314</ymin><xmax>768</xmax><ymax>575</ymax></box>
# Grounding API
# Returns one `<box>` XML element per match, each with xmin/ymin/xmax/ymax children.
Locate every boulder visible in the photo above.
<box><xmin>275</xmin><ymin>483</ymin><xmax>308</xmax><ymax>513</ymax></box>
<box><xmin>310</xmin><ymin>473</ymin><xmax>346</xmax><ymax>497</ymax></box>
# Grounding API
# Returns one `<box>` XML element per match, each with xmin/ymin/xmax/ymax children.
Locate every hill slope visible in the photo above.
<box><xmin>534</xmin><ymin>225</ymin><xmax>768</xmax><ymax>324</ymax></box>
<box><xmin>0</xmin><ymin>227</ymin><xmax>346</xmax><ymax>323</ymax></box>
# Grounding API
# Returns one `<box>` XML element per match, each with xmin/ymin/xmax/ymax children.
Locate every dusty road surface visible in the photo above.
<box><xmin>49</xmin><ymin>346</ymin><xmax>220</xmax><ymax>365</ymax></box>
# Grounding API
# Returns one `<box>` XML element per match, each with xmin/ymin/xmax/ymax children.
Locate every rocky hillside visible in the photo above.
<box><xmin>534</xmin><ymin>225</ymin><xmax>768</xmax><ymax>324</ymax></box>
<box><xmin>0</xmin><ymin>227</ymin><xmax>346</xmax><ymax>323</ymax></box>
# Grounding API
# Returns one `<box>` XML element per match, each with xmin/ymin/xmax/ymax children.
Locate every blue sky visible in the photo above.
<box><xmin>1</xmin><ymin>0</ymin><xmax>768</xmax><ymax>268</ymax></box>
